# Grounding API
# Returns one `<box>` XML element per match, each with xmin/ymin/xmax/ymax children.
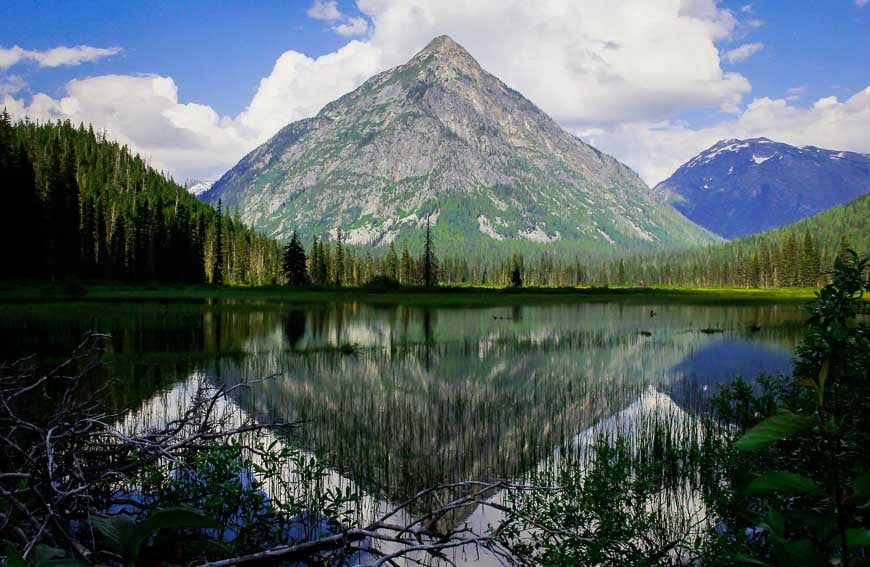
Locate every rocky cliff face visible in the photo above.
<box><xmin>654</xmin><ymin>138</ymin><xmax>870</xmax><ymax>239</ymax></box>
<box><xmin>204</xmin><ymin>35</ymin><xmax>716</xmax><ymax>254</ymax></box>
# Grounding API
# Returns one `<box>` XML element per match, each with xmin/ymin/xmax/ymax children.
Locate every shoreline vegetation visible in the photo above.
<box><xmin>0</xmin><ymin>281</ymin><xmax>825</xmax><ymax>307</ymax></box>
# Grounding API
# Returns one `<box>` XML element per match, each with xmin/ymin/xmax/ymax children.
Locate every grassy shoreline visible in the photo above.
<box><xmin>0</xmin><ymin>281</ymin><xmax>823</xmax><ymax>308</ymax></box>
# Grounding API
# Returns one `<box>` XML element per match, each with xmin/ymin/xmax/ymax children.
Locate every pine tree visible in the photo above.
<box><xmin>283</xmin><ymin>231</ymin><xmax>309</xmax><ymax>285</ymax></box>
<box><xmin>837</xmin><ymin>235</ymin><xmax>852</xmax><ymax>262</ymax></box>
<box><xmin>333</xmin><ymin>229</ymin><xmax>344</xmax><ymax>286</ymax></box>
<box><xmin>422</xmin><ymin>216</ymin><xmax>437</xmax><ymax>288</ymax></box>
<box><xmin>801</xmin><ymin>230</ymin><xmax>817</xmax><ymax>287</ymax></box>
<box><xmin>400</xmin><ymin>245</ymin><xmax>412</xmax><ymax>285</ymax></box>
<box><xmin>213</xmin><ymin>199</ymin><xmax>224</xmax><ymax>284</ymax></box>
<box><xmin>386</xmin><ymin>242</ymin><xmax>399</xmax><ymax>281</ymax></box>
<box><xmin>510</xmin><ymin>262</ymin><xmax>523</xmax><ymax>288</ymax></box>
<box><xmin>735</xmin><ymin>247</ymin><xmax>746</xmax><ymax>287</ymax></box>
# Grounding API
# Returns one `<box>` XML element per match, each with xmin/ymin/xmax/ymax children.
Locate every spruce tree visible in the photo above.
<box><xmin>422</xmin><ymin>216</ymin><xmax>437</xmax><ymax>288</ymax></box>
<box><xmin>386</xmin><ymin>242</ymin><xmax>399</xmax><ymax>281</ymax></box>
<box><xmin>213</xmin><ymin>199</ymin><xmax>224</xmax><ymax>284</ymax></box>
<box><xmin>333</xmin><ymin>229</ymin><xmax>344</xmax><ymax>286</ymax></box>
<box><xmin>400</xmin><ymin>245</ymin><xmax>411</xmax><ymax>284</ymax></box>
<box><xmin>283</xmin><ymin>231</ymin><xmax>309</xmax><ymax>286</ymax></box>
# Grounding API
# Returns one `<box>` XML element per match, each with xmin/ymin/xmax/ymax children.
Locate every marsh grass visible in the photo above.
<box><xmin>0</xmin><ymin>281</ymin><xmax>823</xmax><ymax>308</ymax></box>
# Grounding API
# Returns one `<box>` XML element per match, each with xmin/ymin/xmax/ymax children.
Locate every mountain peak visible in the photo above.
<box><xmin>420</xmin><ymin>34</ymin><xmax>463</xmax><ymax>54</ymax></box>
<box><xmin>414</xmin><ymin>34</ymin><xmax>479</xmax><ymax>67</ymax></box>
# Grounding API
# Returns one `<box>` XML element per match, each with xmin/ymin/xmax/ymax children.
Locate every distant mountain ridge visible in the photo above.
<box><xmin>204</xmin><ymin>35</ymin><xmax>716</xmax><ymax>256</ymax></box>
<box><xmin>184</xmin><ymin>178</ymin><xmax>215</xmax><ymax>197</ymax></box>
<box><xmin>654</xmin><ymin>138</ymin><xmax>870</xmax><ymax>239</ymax></box>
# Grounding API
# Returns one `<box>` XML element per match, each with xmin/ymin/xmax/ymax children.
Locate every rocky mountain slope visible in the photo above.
<box><xmin>204</xmin><ymin>35</ymin><xmax>717</xmax><ymax>255</ymax></box>
<box><xmin>654</xmin><ymin>138</ymin><xmax>870</xmax><ymax>239</ymax></box>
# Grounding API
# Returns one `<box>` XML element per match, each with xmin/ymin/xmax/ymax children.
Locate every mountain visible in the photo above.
<box><xmin>204</xmin><ymin>35</ymin><xmax>716</xmax><ymax>256</ymax></box>
<box><xmin>654</xmin><ymin>138</ymin><xmax>870</xmax><ymax>239</ymax></box>
<box><xmin>183</xmin><ymin>178</ymin><xmax>215</xmax><ymax>197</ymax></box>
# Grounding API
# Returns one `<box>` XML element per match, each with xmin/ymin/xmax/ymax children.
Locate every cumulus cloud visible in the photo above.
<box><xmin>722</xmin><ymin>42</ymin><xmax>764</xmax><ymax>64</ymax></box>
<box><xmin>0</xmin><ymin>45</ymin><xmax>121</xmax><ymax>70</ymax></box>
<box><xmin>307</xmin><ymin>0</ymin><xmax>342</xmax><ymax>21</ymax></box>
<box><xmin>785</xmin><ymin>85</ymin><xmax>807</xmax><ymax>101</ymax></box>
<box><xmin>583</xmin><ymin>87</ymin><xmax>870</xmax><ymax>185</ymax></box>
<box><xmin>332</xmin><ymin>17</ymin><xmax>369</xmax><ymax>36</ymax></box>
<box><xmin>0</xmin><ymin>75</ymin><xmax>26</xmax><ymax>97</ymax></box>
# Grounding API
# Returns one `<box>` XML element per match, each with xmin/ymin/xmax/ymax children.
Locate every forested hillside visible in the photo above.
<box><xmin>597</xmin><ymin>192</ymin><xmax>869</xmax><ymax>288</ymax></box>
<box><xmin>0</xmin><ymin>113</ymin><xmax>282</xmax><ymax>284</ymax></box>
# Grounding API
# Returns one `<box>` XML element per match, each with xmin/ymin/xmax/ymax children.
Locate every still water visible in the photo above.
<box><xmin>0</xmin><ymin>299</ymin><xmax>805</xmax><ymax>504</ymax></box>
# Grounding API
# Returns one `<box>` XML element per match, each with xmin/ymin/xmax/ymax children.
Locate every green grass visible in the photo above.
<box><xmin>0</xmin><ymin>281</ymin><xmax>823</xmax><ymax>308</ymax></box>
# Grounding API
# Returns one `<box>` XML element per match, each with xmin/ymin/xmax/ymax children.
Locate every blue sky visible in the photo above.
<box><xmin>1</xmin><ymin>1</ymin><xmax>366</xmax><ymax>115</ymax></box>
<box><xmin>2</xmin><ymin>1</ymin><xmax>868</xmax><ymax>184</ymax></box>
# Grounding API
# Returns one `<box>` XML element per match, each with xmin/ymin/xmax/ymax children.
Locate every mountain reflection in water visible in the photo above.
<box><xmin>0</xmin><ymin>300</ymin><xmax>804</xmax><ymax>506</ymax></box>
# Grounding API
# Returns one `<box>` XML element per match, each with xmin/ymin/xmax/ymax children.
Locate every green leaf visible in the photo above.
<box><xmin>134</xmin><ymin>507</ymin><xmax>219</xmax><ymax>553</ymax></box>
<box><xmin>3</xmin><ymin>544</ymin><xmax>27</xmax><ymax>567</ymax></box>
<box><xmin>745</xmin><ymin>472</ymin><xmax>820</xmax><ymax>496</ymax></box>
<box><xmin>765</xmin><ymin>508</ymin><xmax>785</xmax><ymax>537</ymax></box>
<box><xmin>734</xmin><ymin>553</ymin><xmax>767</xmax><ymax>567</ymax></box>
<box><xmin>735</xmin><ymin>411</ymin><xmax>815</xmax><ymax>451</ymax></box>
<box><xmin>845</xmin><ymin>529</ymin><xmax>870</xmax><ymax>548</ymax></box>
<box><xmin>90</xmin><ymin>514</ymin><xmax>140</xmax><ymax>558</ymax></box>
<box><xmin>770</xmin><ymin>535</ymin><xmax>829</xmax><ymax>566</ymax></box>
<box><xmin>734</xmin><ymin>554</ymin><xmax>768</xmax><ymax>566</ymax></box>
<box><xmin>28</xmin><ymin>546</ymin><xmax>88</xmax><ymax>567</ymax></box>
<box><xmin>852</xmin><ymin>473</ymin><xmax>870</xmax><ymax>498</ymax></box>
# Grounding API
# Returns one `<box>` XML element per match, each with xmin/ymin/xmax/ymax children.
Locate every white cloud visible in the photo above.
<box><xmin>0</xmin><ymin>45</ymin><xmax>121</xmax><ymax>70</ymax></box>
<box><xmin>307</xmin><ymin>0</ymin><xmax>342</xmax><ymax>21</ymax></box>
<box><xmin>332</xmin><ymin>17</ymin><xmax>369</xmax><ymax>37</ymax></box>
<box><xmin>856</xmin><ymin>0</ymin><xmax>869</xmax><ymax>6</ymax></box>
<box><xmin>722</xmin><ymin>41</ymin><xmax>763</xmax><ymax>64</ymax></box>
<box><xmin>740</xmin><ymin>4</ymin><xmax>752</xmax><ymax>13</ymax></box>
<box><xmin>0</xmin><ymin>75</ymin><xmax>26</xmax><ymax>97</ymax></box>
<box><xmin>785</xmin><ymin>85</ymin><xmax>807</xmax><ymax>101</ymax></box>
<box><xmin>583</xmin><ymin>87</ymin><xmax>870</xmax><ymax>185</ymax></box>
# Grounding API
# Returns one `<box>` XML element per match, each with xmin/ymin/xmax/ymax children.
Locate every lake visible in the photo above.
<box><xmin>0</xmin><ymin>298</ymin><xmax>806</xmax><ymax>508</ymax></box>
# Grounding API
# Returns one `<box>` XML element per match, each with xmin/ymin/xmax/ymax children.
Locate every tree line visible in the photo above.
<box><xmin>0</xmin><ymin>113</ymin><xmax>282</xmax><ymax>284</ymax></box>
<box><xmin>281</xmin><ymin>225</ymin><xmax>861</xmax><ymax>290</ymax></box>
